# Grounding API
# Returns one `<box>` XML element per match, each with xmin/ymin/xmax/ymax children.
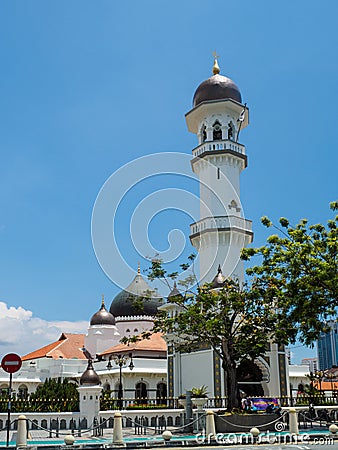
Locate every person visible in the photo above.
<box><xmin>241</xmin><ymin>397</ymin><xmax>248</xmax><ymax>410</ymax></box>
<box><xmin>266</xmin><ymin>403</ymin><xmax>275</xmax><ymax>414</ymax></box>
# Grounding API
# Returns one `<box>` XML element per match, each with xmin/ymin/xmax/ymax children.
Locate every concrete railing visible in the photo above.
<box><xmin>192</xmin><ymin>140</ymin><xmax>245</xmax><ymax>158</ymax></box>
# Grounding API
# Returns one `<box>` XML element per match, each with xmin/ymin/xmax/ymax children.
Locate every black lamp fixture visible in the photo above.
<box><xmin>106</xmin><ymin>353</ymin><xmax>134</xmax><ymax>409</ymax></box>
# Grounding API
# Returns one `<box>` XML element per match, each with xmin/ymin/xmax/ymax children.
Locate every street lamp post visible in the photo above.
<box><xmin>107</xmin><ymin>353</ymin><xmax>134</xmax><ymax>410</ymax></box>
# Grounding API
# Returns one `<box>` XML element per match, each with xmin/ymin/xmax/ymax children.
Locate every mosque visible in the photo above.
<box><xmin>0</xmin><ymin>57</ymin><xmax>289</xmax><ymax>402</ymax></box>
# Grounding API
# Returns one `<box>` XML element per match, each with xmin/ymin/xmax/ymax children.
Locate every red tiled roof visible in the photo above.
<box><xmin>99</xmin><ymin>332</ymin><xmax>167</xmax><ymax>356</ymax></box>
<box><xmin>22</xmin><ymin>333</ymin><xmax>86</xmax><ymax>361</ymax></box>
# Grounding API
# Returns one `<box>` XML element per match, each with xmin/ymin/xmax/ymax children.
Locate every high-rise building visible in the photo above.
<box><xmin>301</xmin><ymin>357</ymin><xmax>318</xmax><ymax>373</ymax></box>
<box><xmin>317</xmin><ymin>320</ymin><xmax>338</xmax><ymax>370</ymax></box>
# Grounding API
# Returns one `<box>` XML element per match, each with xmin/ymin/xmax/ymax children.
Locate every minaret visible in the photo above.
<box><xmin>186</xmin><ymin>56</ymin><xmax>253</xmax><ymax>284</ymax></box>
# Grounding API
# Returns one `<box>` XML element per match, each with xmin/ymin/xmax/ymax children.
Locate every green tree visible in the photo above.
<box><xmin>31</xmin><ymin>377</ymin><xmax>79</xmax><ymax>399</ymax></box>
<box><xmin>138</xmin><ymin>258</ymin><xmax>280</xmax><ymax>411</ymax></box>
<box><xmin>29</xmin><ymin>378</ymin><xmax>79</xmax><ymax>411</ymax></box>
<box><xmin>241</xmin><ymin>201</ymin><xmax>338</xmax><ymax>346</ymax></box>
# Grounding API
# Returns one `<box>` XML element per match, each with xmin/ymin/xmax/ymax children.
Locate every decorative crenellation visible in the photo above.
<box><xmin>115</xmin><ymin>315</ymin><xmax>155</xmax><ymax>322</ymax></box>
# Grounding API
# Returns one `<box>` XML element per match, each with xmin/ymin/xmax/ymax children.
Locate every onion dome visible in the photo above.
<box><xmin>80</xmin><ymin>360</ymin><xmax>100</xmax><ymax>386</ymax></box>
<box><xmin>90</xmin><ymin>295</ymin><xmax>116</xmax><ymax>326</ymax></box>
<box><xmin>109</xmin><ymin>265</ymin><xmax>163</xmax><ymax>317</ymax></box>
<box><xmin>193</xmin><ymin>56</ymin><xmax>242</xmax><ymax>107</ymax></box>
<box><xmin>211</xmin><ymin>264</ymin><xmax>226</xmax><ymax>289</ymax></box>
<box><xmin>168</xmin><ymin>282</ymin><xmax>183</xmax><ymax>299</ymax></box>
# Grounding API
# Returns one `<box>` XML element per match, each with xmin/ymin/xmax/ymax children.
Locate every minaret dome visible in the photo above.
<box><xmin>90</xmin><ymin>295</ymin><xmax>116</xmax><ymax>326</ymax></box>
<box><xmin>193</xmin><ymin>57</ymin><xmax>242</xmax><ymax>107</ymax></box>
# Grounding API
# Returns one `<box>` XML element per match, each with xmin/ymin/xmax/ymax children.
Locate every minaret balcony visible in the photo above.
<box><xmin>192</xmin><ymin>139</ymin><xmax>245</xmax><ymax>158</ymax></box>
<box><xmin>190</xmin><ymin>215</ymin><xmax>253</xmax><ymax>239</ymax></box>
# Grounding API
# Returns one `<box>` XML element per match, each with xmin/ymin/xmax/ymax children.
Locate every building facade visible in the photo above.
<box><xmin>318</xmin><ymin>320</ymin><xmax>338</xmax><ymax>370</ymax></box>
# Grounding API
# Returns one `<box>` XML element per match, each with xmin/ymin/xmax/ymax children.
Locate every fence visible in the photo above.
<box><xmin>2</xmin><ymin>394</ymin><xmax>338</xmax><ymax>414</ymax></box>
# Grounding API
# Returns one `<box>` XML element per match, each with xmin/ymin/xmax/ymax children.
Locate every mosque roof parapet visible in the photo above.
<box><xmin>115</xmin><ymin>314</ymin><xmax>155</xmax><ymax>322</ymax></box>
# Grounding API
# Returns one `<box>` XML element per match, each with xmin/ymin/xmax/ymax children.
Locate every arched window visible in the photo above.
<box><xmin>103</xmin><ymin>382</ymin><xmax>111</xmax><ymax>392</ymax></box>
<box><xmin>114</xmin><ymin>382</ymin><xmax>121</xmax><ymax>396</ymax></box>
<box><xmin>135</xmin><ymin>382</ymin><xmax>148</xmax><ymax>405</ymax></box>
<box><xmin>156</xmin><ymin>382</ymin><xmax>167</xmax><ymax>405</ymax></box>
<box><xmin>213</xmin><ymin>121</ymin><xmax>222</xmax><ymax>141</ymax></box>
<box><xmin>18</xmin><ymin>384</ymin><xmax>28</xmax><ymax>399</ymax></box>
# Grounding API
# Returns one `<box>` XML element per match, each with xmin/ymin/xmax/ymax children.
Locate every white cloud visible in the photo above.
<box><xmin>0</xmin><ymin>302</ymin><xmax>88</xmax><ymax>357</ymax></box>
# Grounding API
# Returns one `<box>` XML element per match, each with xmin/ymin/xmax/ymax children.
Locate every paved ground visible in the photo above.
<box><xmin>1</xmin><ymin>427</ymin><xmax>338</xmax><ymax>448</ymax></box>
<box><xmin>0</xmin><ymin>427</ymin><xmax>169</xmax><ymax>445</ymax></box>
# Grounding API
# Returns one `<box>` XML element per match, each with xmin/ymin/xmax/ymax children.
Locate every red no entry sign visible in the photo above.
<box><xmin>1</xmin><ymin>353</ymin><xmax>22</xmax><ymax>373</ymax></box>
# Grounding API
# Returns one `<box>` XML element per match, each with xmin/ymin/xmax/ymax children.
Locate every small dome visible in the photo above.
<box><xmin>193</xmin><ymin>58</ymin><xmax>242</xmax><ymax>107</ymax></box>
<box><xmin>90</xmin><ymin>297</ymin><xmax>116</xmax><ymax>326</ymax></box>
<box><xmin>110</xmin><ymin>267</ymin><xmax>163</xmax><ymax>317</ymax></box>
<box><xmin>80</xmin><ymin>360</ymin><xmax>100</xmax><ymax>386</ymax></box>
<box><xmin>211</xmin><ymin>265</ymin><xmax>226</xmax><ymax>289</ymax></box>
<box><xmin>168</xmin><ymin>282</ymin><xmax>183</xmax><ymax>299</ymax></box>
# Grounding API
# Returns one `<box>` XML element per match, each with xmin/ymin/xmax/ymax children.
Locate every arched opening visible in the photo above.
<box><xmin>212</xmin><ymin>121</ymin><xmax>222</xmax><ymax>141</ymax></box>
<box><xmin>201</xmin><ymin>125</ymin><xmax>207</xmax><ymax>142</ymax></box>
<box><xmin>227</xmin><ymin>122</ymin><xmax>235</xmax><ymax>140</ymax></box>
<box><xmin>156</xmin><ymin>382</ymin><xmax>167</xmax><ymax>404</ymax></box>
<box><xmin>237</xmin><ymin>359</ymin><xmax>264</xmax><ymax>397</ymax></box>
<box><xmin>135</xmin><ymin>382</ymin><xmax>148</xmax><ymax>405</ymax></box>
<box><xmin>103</xmin><ymin>382</ymin><xmax>111</xmax><ymax>392</ymax></box>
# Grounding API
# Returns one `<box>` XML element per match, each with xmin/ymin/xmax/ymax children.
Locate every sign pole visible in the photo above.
<box><xmin>1</xmin><ymin>353</ymin><xmax>22</xmax><ymax>447</ymax></box>
<box><xmin>6</xmin><ymin>372</ymin><xmax>12</xmax><ymax>447</ymax></box>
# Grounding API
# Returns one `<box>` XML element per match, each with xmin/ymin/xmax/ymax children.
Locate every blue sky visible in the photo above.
<box><xmin>0</xmin><ymin>1</ymin><xmax>337</xmax><ymax>361</ymax></box>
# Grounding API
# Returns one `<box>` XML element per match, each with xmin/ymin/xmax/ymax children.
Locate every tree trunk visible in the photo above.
<box><xmin>221</xmin><ymin>341</ymin><xmax>238</xmax><ymax>411</ymax></box>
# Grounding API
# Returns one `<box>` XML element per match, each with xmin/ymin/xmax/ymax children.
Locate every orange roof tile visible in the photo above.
<box><xmin>99</xmin><ymin>332</ymin><xmax>167</xmax><ymax>356</ymax></box>
<box><xmin>22</xmin><ymin>333</ymin><xmax>86</xmax><ymax>361</ymax></box>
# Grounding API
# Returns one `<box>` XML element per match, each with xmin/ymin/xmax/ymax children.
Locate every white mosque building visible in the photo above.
<box><xmin>1</xmin><ymin>57</ymin><xmax>289</xmax><ymax>402</ymax></box>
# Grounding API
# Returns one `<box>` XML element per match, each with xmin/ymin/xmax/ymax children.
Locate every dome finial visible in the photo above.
<box><xmin>137</xmin><ymin>262</ymin><xmax>141</xmax><ymax>274</ymax></box>
<box><xmin>101</xmin><ymin>294</ymin><xmax>105</xmax><ymax>307</ymax></box>
<box><xmin>212</xmin><ymin>51</ymin><xmax>220</xmax><ymax>75</ymax></box>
